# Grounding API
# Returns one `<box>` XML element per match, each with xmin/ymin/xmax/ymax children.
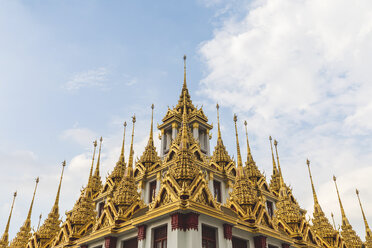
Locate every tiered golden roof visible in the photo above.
<box><xmin>0</xmin><ymin>192</ymin><xmax>17</xmax><ymax>248</ymax></box>
<box><xmin>3</xmin><ymin>56</ymin><xmax>369</xmax><ymax>248</ymax></box>
<box><xmin>10</xmin><ymin>178</ymin><xmax>39</xmax><ymax>248</ymax></box>
<box><xmin>333</xmin><ymin>176</ymin><xmax>363</xmax><ymax>248</ymax></box>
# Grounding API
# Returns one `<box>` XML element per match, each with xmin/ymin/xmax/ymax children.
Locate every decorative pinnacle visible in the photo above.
<box><xmin>333</xmin><ymin>175</ymin><xmax>348</xmax><ymax>224</ymax></box>
<box><xmin>27</xmin><ymin>177</ymin><xmax>39</xmax><ymax>221</ymax></box>
<box><xmin>269</xmin><ymin>136</ymin><xmax>278</xmax><ymax>174</ymax></box>
<box><xmin>274</xmin><ymin>139</ymin><xmax>283</xmax><ymax>178</ymax></box>
<box><xmin>233</xmin><ymin>114</ymin><xmax>243</xmax><ymax>172</ymax></box>
<box><xmin>306</xmin><ymin>159</ymin><xmax>319</xmax><ymax>205</ymax></box>
<box><xmin>150</xmin><ymin>104</ymin><xmax>154</xmax><ymax>142</ymax></box>
<box><xmin>216</xmin><ymin>103</ymin><xmax>221</xmax><ymax>139</ymax></box>
<box><xmin>89</xmin><ymin>140</ymin><xmax>98</xmax><ymax>181</ymax></box>
<box><xmin>94</xmin><ymin>137</ymin><xmax>103</xmax><ymax>177</ymax></box>
<box><xmin>356</xmin><ymin>189</ymin><xmax>371</xmax><ymax>236</ymax></box>
<box><xmin>2</xmin><ymin>191</ymin><xmax>17</xmax><ymax>241</ymax></box>
<box><xmin>54</xmin><ymin>160</ymin><xmax>66</xmax><ymax>207</ymax></box>
<box><xmin>244</xmin><ymin>120</ymin><xmax>254</xmax><ymax>164</ymax></box>
<box><xmin>183</xmin><ymin>55</ymin><xmax>187</xmax><ymax>88</ymax></box>
<box><xmin>37</xmin><ymin>214</ymin><xmax>42</xmax><ymax>231</ymax></box>
<box><xmin>119</xmin><ymin>122</ymin><xmax>127</xmax><ymax>163</ymax></box>
<box><xmin>128</xmin><ymin>115</ymin><xmax>136</xmax><ymax>168</ymax></box>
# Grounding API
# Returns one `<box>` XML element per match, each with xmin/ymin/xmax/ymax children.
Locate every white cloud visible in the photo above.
<box><xmin>199</xmin><ymin>0</ymin><xmax>372</xmax><ymax>237</ymax></box>
<box><xmin>60</xmin><ymin>127</ymin><xmax>97</xmax><ymax>146</ymax></box>
<box><xmin>64</xmin><ymin>67</ymin><xmax>109</xmax><ymax>91</ymax></box>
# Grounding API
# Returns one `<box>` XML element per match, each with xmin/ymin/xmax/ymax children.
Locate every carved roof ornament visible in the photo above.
<box><xmin>306</xmin><ymin>159</ymin><xmax>338</xmax><ymax>245</ymax></box>
<box><xmin>30</xmin><ymin>161</ymin><xmax>66</xmax><ymax>248</ymax></box>
<box><xmin>333</xmin><ymin>176</ymin><xmax>362</xmax><ymax>248</ymax></box>
<box><xmin>269</xmin><ymin>136</ymin><xmax>280</xmax><ymax>193</ymax></box>
<box><xmin>10</xmin><ymin>177</ymin><xmax>39</xmax><ymax>248</ymax></box>
<box><xmin>90</xmin><ymin>137</ymin><xmax>103</xmax><ymax>196</ymax></box>
<box><xmin>243</xmin><ymin>120</ymin><xmax>263</xmax><ymax>182</ymax></box>
<box><xmin>356</xmin><ymin>189</ymin><xmax>372</xmax><ymax>247</ymax></box>
<box><xmin>0</xmin><ymin>192</ymin><xmax>17</xmax><ymax>248</ymax></box>
<box><xmin>210</xmin><ymin>104</ymin><xmax>232</xmax><ymax>168</ymax></box>
<box><xmin>139</xmin><ymin>104</ymin><xmax>161</xmax><ymax>166</ymax></box>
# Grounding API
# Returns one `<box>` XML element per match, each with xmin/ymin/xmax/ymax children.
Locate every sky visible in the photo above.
<box><xmin>0</xmin><ymin>0</ymin><xmax>371</xmax><ymax>242</ymax></box>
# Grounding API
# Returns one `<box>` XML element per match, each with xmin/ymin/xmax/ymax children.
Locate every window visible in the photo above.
<box><xmin>213</xmin><ymin>180</ymin><xmax>222</xmax><ymax>202</ymax></box>
<box><xmin>232</xmin><ymin>237</ymin><xmax>248</xmax><ymax>248</ymax></box>
<box><xmin>149</xmin><ymin>181</ymin><xmax>157</xmax><ymax>203</ymax></box>
<box><xmin>202</xmin><ymin>225</ymin><xmax>216</xmax><ymax>248</ymax></box>
<box><xmin>123</xmin><ymin>237</ymin><xmax>137</xmax><ymax>248</ymax></box>
<box><xmin>266</xmin><ymin>201</ymin><xmax>274</xmax><ymax>217</ymax></box>
<box><xmin>98</xmin><ymin>202</ymin><xmax>105</xmax><ymax>217</ymax></box>
<box><xmin>268</xmin><ymin>245</ymin><xmax>278</xmax><ymax>248</ymax></box>
<box><xmin>153</xmin><ymin>225</ymin><xmax>167</xmax><ymax>248</ymax></box>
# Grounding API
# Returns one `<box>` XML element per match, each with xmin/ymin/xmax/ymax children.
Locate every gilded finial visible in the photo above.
<box><xmin>183</xmin><ymin>55</ymin><xmax>187</xmax><ymax>89</ymax></box>
<box><xmin>274</xmin><ymin>139</ymin><xmax>283</xmax><ymax>178</ymax></box>
<box><xmin>333</xmin><ymin>176</ymin><xmax>348</xmax><ymax>224</ymax></box>
<box><xmin>269</xmin><ymin>136</ymin><xmax>278</xmax><ymax>174</ymax></box>
<box><xmin>306</xmin><ymin>159</ymin><xmax>319</xmax><ymax>205</ymax></box>
<box><xmin>0</xmin><ymin>191</ymin><xmax>17</xmax><ymax>245</ymax></box>
<box><xmin>128</xmin><ymin>115</ymin><xmax>136</xmax><ymax>168</ymax></box>
<box><xmin>244</xmin><ymin>120</ymin><xmax>254</xmax><ymax>165</ymax></box>
<box><xmin>27</xmin><ymin>177</ymin><xmax>39</xmax><ymax>221</ymax></box>
<box><xmin>233</xmin><ymin>114</ymin><xmax>243</xmax><ymax>174</ymax></box>
<box><xmin>94</xmin><ymin>137</ymin><xmax>103</xmax><ymax>178</ymax></box>
<box><xmin>89</xmin><ymin>140</ymin><xmax>98</xmax><ymax>181</ymax></box>
<box><xmin>119</xmin><ymin>122</ymin><xmax>127</xmax><ymax>163</ymax></box>
<box><xmin>356</xmin><ymin>189</ymin><xmax>372</xmax><ymax>240</ymax></box>
<box><xmin>53</xmin><ymin>160</ymin><xmax>66</xmax><ymax>209</ymax></box>
<box><xmin>150</xmin><ymin>104</ymin><xmax>154</xmax><ymax>141</ymax></box>
<box><xmin>216</xmin><ymin>103</ymin><xmax>221</xmax><ymax>139</ymax></box>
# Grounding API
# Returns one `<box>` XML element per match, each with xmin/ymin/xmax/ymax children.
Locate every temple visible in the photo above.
<box><xmin>1</xmin><ymin>56</ymin><xmax>370</xmax><ymax>248</ymax></box>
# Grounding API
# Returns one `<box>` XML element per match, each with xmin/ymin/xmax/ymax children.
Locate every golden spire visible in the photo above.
<box><xmin>333</xmin><ymin>176</ymin><xmax>363</xmax><ymax>247</ymax></box>
<box><xmin>356</xmin><ymin>189</ymin><xmax>372</xmax><ymax>244</ymax></box>
<box><xmin>181</xmin><ymin>92</ymin><xmax>189</xmax><ymax>151</ymax></box>
<box><xmin>244</xmin><ymin>120</ymin><xmax>254</xmax><ymax>165</ymax></box>
<box><xmin>27</xmin><ymin>177</ymin><xmax>39</xmax><ymax>221</ymax></box>
<box><xmin>53</xmin><ymin>160</ymin><xmax>65</xmax><ymax>209</ymax></box>
<box><xmin>88</xmin><ymin>140</ymin><xmax>97</xmax><ymax>183</ymax></box>
<box><xmin>211</xmin><ymin>103</ymin><xmax>232</xmax><ymax>166</ymax></box>
<box><xmin>10</xmin><ymin>178</ymin><xmax>39</xmax><ymax>248</ymax></box>
<box><xmin>217</xmin><ymin>103</ymin><xmax>221</xmax><ymax>139</ymax></box>
<box><xmin>269</xmin><ymin>136</ymin><xmax>278</xmax><ymax>174</ymax></box>
<box><xmin>274</xmin><ymin>139</ymin><xmax>283</xmax><ymax>178</ymax></box>
<box><xmin>0</xmin><ymin>191</ymin><xmax>17</xmax><ymax>247</ymax></box>
<box><xmin>139</xmin><ymin>104</ymin><xmax>160</xmax><ymax>165</ymax></box>
<box><xmin>306</xmin><ymin>159</ymin><xmax>319</xmax><ymax>205</ymax></box>
<box><xmin>183</xmin><ymin>54</ymin><xmax>187</xmax><ymax>89</ymax></box>
<box><xmin>128</xmin><ymin>115</ymin><xmax>136</xmax><ymax>168</ymax></box>
<box><xmin>233</xmin><ymin>114</ymin><xmax>244</xmax><ymax>176</ymax></box>
<box><xmin>333</xmin><ymin>176</ymin><xmax>348</xmax><ymax>225</ymax></box>
<box><xmin>119</xmin><ymin>122</ymin><xmax>127</xmax><ymax>164</ymax></box>
<box><xmin>94</xmin><ymin>137</ymin><xmax>103</xmax><ymax>178</ymax></box>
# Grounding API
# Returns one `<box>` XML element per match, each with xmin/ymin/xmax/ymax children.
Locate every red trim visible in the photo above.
<box><xmin>254</xmin><ymin>236</ymin><xmax>267</xmax><ymax>248</ymax></box>
<box><xmin>223</xmin><ymin>224</ymin><xmax>233</xmax><ymax>240</ymax></box>
<box><xmin>171</xmin><ymin>212</ymin><xmax>199</xmax><ymax>231</ymax></box>
<box><xmin>138</xmin><ymin>225</ymin><xmax>147</xmax><ymax>240</ymax></box>
<box><xmin>104</xmin><ymin>236</ymin><xmax>117</xmax><ymax>248</ymax></box>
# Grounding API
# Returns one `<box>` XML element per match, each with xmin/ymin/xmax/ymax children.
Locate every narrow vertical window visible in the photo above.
<box><xmin>153</xmin><ymin>225</ymin><xmax>167</xmax><ymax>248</ymax></box>
<box><xmin>213</xmin><ymin>180</ymin><xmax>222</xmax><ymax>203</ymax></box>
<box><xmin>149</xmin><ymin>180</ymin><xmax>157</xmax><ymax>203</ymax></box>
<box><xmin>202</xmin><ymin>225</ymin><xmax>216</xmax><ymax>248</ymax></box>
<box><xmin>267</xmin><ymin>201</ymin><xmax>274</xmax><ymax>217</ymax></box>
